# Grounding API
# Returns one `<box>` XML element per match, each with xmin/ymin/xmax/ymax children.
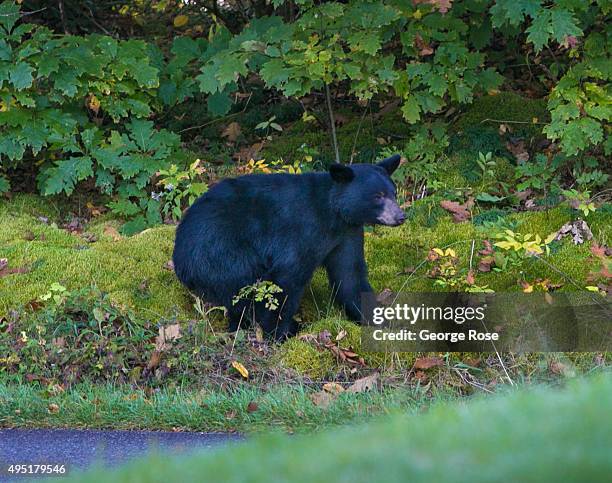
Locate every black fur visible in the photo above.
<box><xmin>172</xmin><ymin>154</ymin><xmax>404</xmax><ymax>339</ymax></box>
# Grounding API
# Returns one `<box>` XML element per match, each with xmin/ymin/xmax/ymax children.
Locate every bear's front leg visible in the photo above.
<box><xmin>324</xmin><ymin>230</ymin><xmax>372</xmax><ymax>322</ymax></box>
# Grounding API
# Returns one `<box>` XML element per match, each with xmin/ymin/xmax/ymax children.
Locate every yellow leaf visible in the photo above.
<box><xmin>432</xmin><ymin>248</ymin><xmax>445</xmax><ymax>256</ymax></box>
<box><xmin>532</xmin><ymin>117</ymin><xmax>538</xmax><ymax>123</ymax></box>
<box><xmin>413</xmin><ymin>9</ymin><xmax>422</xmax><ymax>19</ymax></box>
<box><xmin>232</xmin><ymin>360</ymin><xmax>249</xmax><ymax>379</ymax></box>
<box><xmin>544</xmin><ymin>232</ymin><xmax>557</xmax><ymax>245</ymax></box>
<box><xmin>523</xmin><ymin>284</ymin><xmax>534</xmax><ymax>293</ymax></box>
<box><xmin>174</xmin><ymin>15</ymin><xmax>189</xmax><ymax>28</ymax></box>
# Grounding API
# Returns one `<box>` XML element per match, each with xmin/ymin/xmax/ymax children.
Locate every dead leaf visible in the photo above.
<box><xmin>414</xmin><ymin>357</ymin><xmax>444</xmax><ymax>370</ymax></box>
<box><xmin>147</xmin><ymin>350</ymin><xmax>161</xmax><ymax>370</ymax></box>
<box><xmin>310</xmin><ymin>390</ymin><xmax>334</xmax><ymax>409</ymax></box>
<box><xmin>246</xmin><ymin>401</ymin><xmax>259</xmax><ymax>413</ymax></box>
<box><xmin>23</xmin><ymin>230</ymin><xmax>35</xmax><ymax>241</ymax></box>
<box><xmin>163</xmin><ymin>260</ymin><xmax>175</xmax><ymax>272</ymax></box>
<box><xmin>347</xmin><ymin>373</ymin><xmax>379</xmax><ymax>393</ymax></box>
<box><xmin>255</xmin><ymin>325</ymin><xmax>264</xmax><ymax>343</ymax></box>
<box><xmin>415</xmin><ymin>33</ymin><xmax>434</xmax><ymax>56</ymax></box>
<box><xmin>221</xmin><ymin>122</ymin><xmax>242</xmax><ymax>143</ymax></box>
<box><xmin>555</xmin><ymin>220</ymin><xmax>593</xmax><ymax>245</ymax></box>
<box><xmin>479</xmin><ymin>240</ymin><xmax>494</xmax><ymax>256</ymax></box>
<box><xmin>466</xmin><ymin>270</ymin><xmax>475</xmax><ymax>285</ymax></box>
<box><xmin>103</xmin><ymin>225</ymin><xmax>122</xmax><ymax>241</ymax></box>
<box><xmin>478</xmin><ymin>256</ymin><xmax>495</xmax><ymax>273</ymax></box>
<box><xmin>506</xmin><ymin>138</ymin><xmax>529</xmax><ymax>163</ymax></box>
<box><xmin>82</xmin><ymin>233</ymin><xmax>98</xmax><ymax>243</ymax></box>
<box><xmin>322</xmin><ymin>382</ymin><xmax>345</xmax><ymax>395</ymax></box>
<box><xmin>155</xmin><ymin>324</ymin><xmax>181</xmax><ymax>351</ymax></box>
<box><xmin>0</xmin><ymin>258</ymin><xmax>30</xmax><ymax>278</ymax></box>
<box><xmin>48</xmin><ymin>403</ymin><xmax>60</xmax><ymax>414</ymax></box>
<box><xmin>414</xmin><ymin>0</ymin><xmax>453</xmax><ymax>14</ymax></box>
<box><xmin>376</xmin><ymin>288</ymin><xmax>394</xmax><ymax>304</ymax></box>
<box><xmin>52</xmin><ymin>337</ymin><xmax>65</xmax><ymax>348</ymax></box>
<box><xmin>231</xmin><ymin>360</ymin><xmax>249</xmax><ymax>379</ymax></box>
<box><xmin>440</xmin><ymin>197</ymin><xmax>474</xmax><ymax>223</ymax></box>
<box><xmin>233</xmin><ymin>142</ymin><xmax>264</xmax><ymax>162</ymax></box>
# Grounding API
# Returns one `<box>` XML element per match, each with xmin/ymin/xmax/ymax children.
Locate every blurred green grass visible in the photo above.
<box><xmin>62</xmin><ymin>373</ymin><xmax>612</xmax><ymax>483</ymax></box>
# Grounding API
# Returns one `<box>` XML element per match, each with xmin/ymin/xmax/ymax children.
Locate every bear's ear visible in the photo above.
<box><xmin>329</xmin><ymin>163</ymin><xmax>354</xmax><ymax>183</ymax></box>
<box><xmin>378</xmin><ymin>154</ymin><xmax>401</xmax><ymax>176</ymax></box>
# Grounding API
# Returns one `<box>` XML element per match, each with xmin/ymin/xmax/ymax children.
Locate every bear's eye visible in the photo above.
<box><xmin>374</xmin><ymin>192</ymin><xmax>385</xmax><ymax>200</ymax></box>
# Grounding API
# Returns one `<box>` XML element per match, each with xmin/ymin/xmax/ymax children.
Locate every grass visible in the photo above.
<box><xmin>60</xmin><ymin>373</ymin><xmax>612</xmax><ymax>483</ymax></box>
<box><xmin>0</xmin><ymin>379</ymin><xmax>446</xmax><ymax>434</ymax></box>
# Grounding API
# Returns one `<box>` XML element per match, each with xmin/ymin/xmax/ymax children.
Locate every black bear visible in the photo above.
<box><xmin>172</xmin><ymin>154</ymin><xmax>405</xmax><ymax>339</ymax></box>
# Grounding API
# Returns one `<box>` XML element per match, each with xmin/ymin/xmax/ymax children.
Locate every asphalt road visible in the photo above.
<box><xmin>0</xmin><ymin>429</ymin><xmax>242</xmax><ymax>481</ymax></box>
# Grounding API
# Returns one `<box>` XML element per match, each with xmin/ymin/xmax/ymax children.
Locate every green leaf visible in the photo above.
<box><xmin>9</xmin><ymin>62</ymin><xmax>33</xmax><ymax>90</ymax></box>
<box><xmin>401</xmin><ymin>96</ymin><xmax>421</xmax><ymax>124</ymax></box>
<box><xmin>53</xmin><ymin>70</ymin><xmax>79</xmax><ymax>97</ymax></box>
<box><xmin>0</xmin><ymin>39</ymin><xmax>11</xmax><ymax>60</ymax></box>
<box><xmin>0</xmin><ymin>175</ymin><xmax>10</xmax><ymax>194</ymax></box>
<box><xmin>41</xmin><ymin>156</ymin><xmax>94</xmax><ymax>195</ymax></box>
<box><xmin>121</xmin><ymin>215</ymin><xmax>148</xmax><ymax>235</ymax></box>
<box><xmin>196</xmin><ymin>67</ymin><xmax>219</xmax><ymax>94</ymax></box>
<box><xmin>207</xmin><ymin>90</ymin><xmax>233</xmax><ymax>117</ymax></box>
<box><xmin>132</xmin><ymin>64</ymin><xmax>159</xmax><ymax>88</ymax></box>
<box><xmin>550</xmin><ymin>8</ymin><xmax>582</xmax><ymax>43</ymax></box>
<box><xmin>127</xmin><ymin>120</ymin><xmax>155</xmax><ymax>152</ymax></box>
<box><xmin>526</xmin><ymin>10</ymin><xmax>551</xmax><ymax>52</ymax></box>
<box><xmin>109</xmin><ymin>198</ymin><xmax>141</xmax><ymax>217</ymax></box>
<box><xmin>215</xmin><ymin>54</ymin><xmax>247</xmax><ymax>87</ymax></box>
<box><xmin>0</xmin><ymin>0</ymin><xmax>21</xmax><ymax>32</ymax></box>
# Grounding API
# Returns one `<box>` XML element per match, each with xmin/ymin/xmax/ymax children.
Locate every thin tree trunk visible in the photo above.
<box><xmin>325</xmin><ymin>83</ymin><xmax>340</xmax><ymax>164</ymax></box>
<box><xmin>58</xmin><ymin>0</ymin><xmax>69</xmax><ymax>34</ymax></box>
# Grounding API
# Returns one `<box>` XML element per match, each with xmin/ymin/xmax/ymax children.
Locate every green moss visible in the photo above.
<box><xmin>0</xmin><ymin>195</ymin><xmax>191</xmax><ymax>319</ymax></box>
<box><xmin>453</xmin><ymin>92</ymin><xmax>549</xmax><ymax>135</ymax></box>
<box><xmin>260</xmin><ymin>108</ymin><xmax>410</xmax><ymax>164</ymax></box>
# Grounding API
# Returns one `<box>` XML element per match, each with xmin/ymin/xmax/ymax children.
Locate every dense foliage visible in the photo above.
<box><xmin>0</xmin><ymin>0</ymin><xmax>610</xmax><ymax>232</ymax></box>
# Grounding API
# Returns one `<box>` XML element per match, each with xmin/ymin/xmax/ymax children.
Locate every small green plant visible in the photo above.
<box><xmin>515</xmin><ymin>154</ymin><xmax>562</xmax><ymax>192</ymax></box>
<box><xmin>476</xmin><ymin>151</ymin><xmax>496</xmax><ymax>178</ymax></box>
<box><xmin>233</xmin><ymin>281</ymin><xmax>284</xmax><ymax>311</ymax></box>
<box><xmin>255</xmin><ymin>115</ymin><xmax>283</xmax><ymax>140</ymax></box>
<box><xmin>572</xmin><ymin>157</ymin><xmax>609</xmax><ymax>189</ymax></box>
<box><xmin>562</xmin><ymin>189</ymin><xmax>596</xmax><ymax>217</ymax></box>
<box><xmin>156</xmin><ymin>159</ymin><xmax>208</xmax><ymax>221</ymax></box>
<box><xmin>39</xmin><ymin>283</ymin><xmax>68</xmax><ymax>306</ymax></box>
<box><xmin>427</xmin><ymin>248</ymin><xmax>493</xmax><ymax>293</ymax></box>
<box><xmin>493</xmin><ymin>230</ymin><xmax>557</xmax><ymax>259</ymax></box>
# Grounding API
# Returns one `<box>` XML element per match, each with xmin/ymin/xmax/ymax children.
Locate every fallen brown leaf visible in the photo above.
<box><xmin>347</xmin><ymin>373</ymin><xmax>379</xmax><ymax>393</ymax></box>
<box><xmin>322</xmin><ymin>382</ymin><xmax>345</xmax><ymax>396</ymax></box>
<box><xmin>103</xmin><ymin>225</ymin><xmax>122</xmax><ymax>241</ymax></box>
<box><xmin>414</xmin><ymin>357</ymin><xmax>444</xmax><ymax>370</ymax></box>
<box><xmin>48</xmin><ymin>403</ymin><xmax>60</xmax><ymax>414</ymax></box>
<box><xmin>310</xmin><ymin>390</ymin><xmax>334</xmax><ymax>409</ymax></box>
<box><xmin>221</xmin><ymin>122</ymin><xmax>242</xmax><ymax>143</ymax></box>
<box><xmin>246</xmin><ymin>401</ymin><xmax>259</xmax><ymax>413</ymax></box>
<box><xmin>440</xmin><ymin>197</ymin><xmax>474</xmax><ymax>223</ymax></box>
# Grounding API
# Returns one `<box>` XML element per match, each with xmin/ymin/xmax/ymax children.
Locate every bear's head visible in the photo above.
<box><xmin>329</xmin><ymin>154</ymin><xmax>406</xmax><ymax>227</ymax></box>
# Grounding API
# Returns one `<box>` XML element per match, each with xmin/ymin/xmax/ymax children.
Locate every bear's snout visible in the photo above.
<box><xmin>377</xmin><ymin>199</ymin><xmax>406</xmax><ymax>226</ymax></box>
